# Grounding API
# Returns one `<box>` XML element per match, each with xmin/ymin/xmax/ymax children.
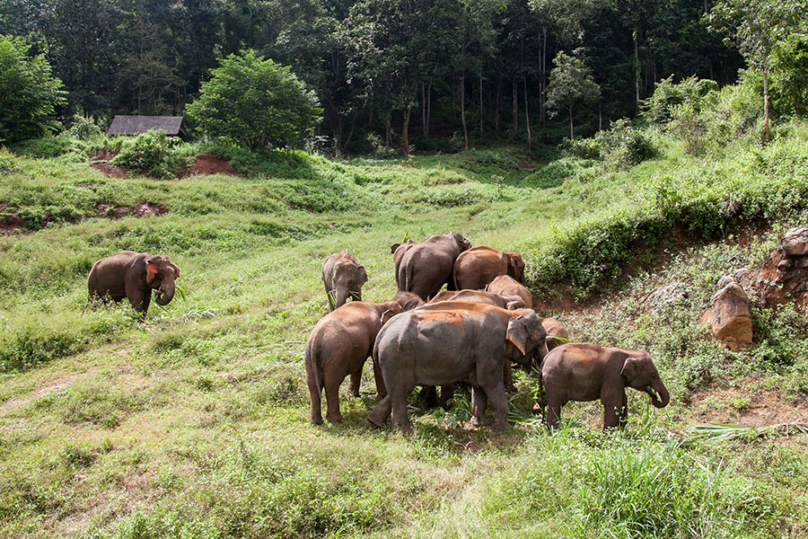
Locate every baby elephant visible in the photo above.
<box><xmin>322</xmin><ymin>250</ymin><xmax>368</xmax><ymax>311</ymax></box>
<box><xmin>87</xmin><ymin>251</ymin><xmax>180</xmax><ymax>315</ymax></box>
<box><xmin>305</xmin><ymin>300</ymin><xmax>404</xmax><ymax>425</ymax></box>
<box><xmin>487</xmin><ymin>275</ymin><xmax>533</xmax><ymax>309</ymax></box>
<box><xmin>541</xmin><ymin>343</ymin><xmax>670</xmax><ymax>429</ymax></box>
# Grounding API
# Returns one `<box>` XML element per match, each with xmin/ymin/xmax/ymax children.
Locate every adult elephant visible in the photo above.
<box><xmin>397</xmin><ymin>232</ymin><xmax>472</xmax><ymax>300</ymax></box>
<box><xmin>390</xmin><ymin>239</ymin><xmax>416</xmax><ymax>291</ymax></box>
<box><xmin>429</xmin><ymin>289</ymin><xmax>526</xmax><ymax>310</ymax></box>
<box><xmin>487</xmin><ymin>275</ymin><xmax>532</xmax><ymax>309</ymax></box>
<box><xmin>87</xmin><ymin>251</ymin><xmax>180</xmax><ymax>315</ymax></box>
<box><xmin>368</xmin><ymin>302</ymin><xmax>547</xmax><ymax>432</ymax></box>
<box><xmin>453</xmin><ymin>246</ymin><xmax>525</xmax><ymax>290</ymax></box>
<box><xmin>322</xmin><ymin>250</ymin><xmax>368</xmax><ymax>311</ymax></box>
<box><xmin>541</xmin><ymin>343</ymin><xmax>670</xmax><ymax>429</ymax></box>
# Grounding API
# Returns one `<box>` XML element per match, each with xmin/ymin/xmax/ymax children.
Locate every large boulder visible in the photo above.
<box><xmin>752</xmin><ymin>226</ymin><xmax>808</xmax><ymax>311</ymax></box>
<box><xmin>701</xmin><ymin>279</ymin><xmax>753</xmax><ymax>352</ymax></box>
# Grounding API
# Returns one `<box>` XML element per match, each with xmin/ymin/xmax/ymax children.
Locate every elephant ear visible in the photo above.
<box><xmin>506</xmin><ymin>311</ymin><xmax>541</xmax><ymax>356</ymax></box>
<box><xmin>620</xmin><ymin>354</ymin><xmax>641</xmax><ymax>382</ymax></box>
<box><xmin>145</xmin><ymin>258</ymin><xmax>158</xmax><ymax>285</ymax></box>
<box><xmin>505</xmin><ymin>298</ymin><xmax>526</xmax><ymax>310</ymax></box>
<box><xmin>390</xmin><ymin>243</ymin><xmax>401</xmax><ymax>254</ymax></box>
<box><xmin>357</xmin><ymin>265</ymin><xmax>368</xmax><ymax>285</ymax></box>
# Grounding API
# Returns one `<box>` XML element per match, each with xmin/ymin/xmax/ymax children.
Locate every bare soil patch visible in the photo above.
<box><xmin>0</xmin><ymin>202</ymin><xmax>25</xmax><ymax>234</ymax></box>
<box><xmin>177</xmin><ymin>152</ymin><xmax>237</xmax><ymax>178</ymax></box>
<box><xmin>95</xmin><ymin>201</ymin><xmax>167</xmax><ymax>220</ymax></box>
<box><xmin>90</xmin><ymin>150</ymin><xmax>128</xmax><ymax>178</ymax></box>
<box><xmin>688</xmin><ymin>380</ymin><xmax>808</xmax><ymax>427</ymax></box>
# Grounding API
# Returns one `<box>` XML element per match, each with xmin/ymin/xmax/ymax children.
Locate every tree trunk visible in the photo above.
<box><xmin>634</xmin><ymin>26</ymin><xmax>640</xmax><ymax>111</ymax></box>
<box><xmin>512</xmin><ymin>80</ymin><xmax>518</xmax><ymax>135</ymax></box>
<box><xmin>421</xmin><ymin>82</ymin><xmax>427</xmax><ymax>138</ymax></box>
<box><xmin>402</xmin><ymin>108</ymin><xmax>411</xmax><ymax>157</ymax></box>
<box><xmin>763</xmin><ymin>56</ymin><xmax>771</xmax><ymax>144</ymax></box>
<box><xmin>524</xmin><ymin>77</ymin><xmax>532</xmax><ymax>150</ymax></box>
<box><xmin>385</xmin><ymin>116</ymin><xmax>391</xmax><ymax>148</ymax></box>
<box><xmin>598</xmin><ymin>101</ymin><xmax>602</xmax><ymax>132</ymax></box>
<box><xmin>495</xmin><ymin>79</ymin><xmax>501</xmax><ymax>132</ymax></box>
<box><xmin>461</xmin><ymin>74</ymin><xmax>469</xmax><ymax>150</ymax></box>
<box><xmin>540</xmin><ymin>27</ymin><xmax>547</xmax><ymax>126</ymax></box>
<box><xmin>426</xmin><ymin>79</ymin><xmax>432</xmax><ymax>139</ymax></box>
<box><xmin>569</xmin><ymin>99</ymin><xmax>574</xmax><ymax>140</ymax></box>
<box><xmin>479</xmin><ymin>74</ymin><xmax>484</xmax><ymax>136</ymax></box>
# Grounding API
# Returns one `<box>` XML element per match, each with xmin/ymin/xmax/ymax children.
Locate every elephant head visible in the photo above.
<box><xmin>507</xmin><ymin>252</ymin><xmax>526</xmax><ymax>284</ymax></box>
<box><xmin>145</xmin><ymin>255</ymin><xmax>180</xmax><ymax>306</ymax></box>
<box><xmin>445</xmin><ymin>231</ymin><xmax>472</xmax><ymax>253</ymax></box>
<box><xmin>505</xmin><ymin>310</ymin><xmax>547</xmax><ymax>366</ymax></box>
<box><xmin>621</xmin><ymin>353</ymin><xmax>670</xmax><ymax>408</ymax></box>
<box><xmin>331</xmin><ymin>257</ymin><xmax>368</xmax><ymax>308</ymax></box>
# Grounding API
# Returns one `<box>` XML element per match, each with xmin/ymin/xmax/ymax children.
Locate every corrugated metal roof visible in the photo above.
<box><xmin>106</xmin><ymin>115</ymin><xmax>184</xmax><ymax>136</ymax></box>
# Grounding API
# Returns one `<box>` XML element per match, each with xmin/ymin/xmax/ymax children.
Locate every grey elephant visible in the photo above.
<box><xmin>397</xmin><ymin>232</ymin><xmax>472</xmax><ymax>300</ymax></box>
<box><xmin>322</xmin><ymin>250</ymin><xmax>368</xmax><ymax>311</ymax></box>
<box><xmin>368</xmin><ymin>301</ymin><xmax>547</xmax><ymax>432</ymax></box>
<box><xmin>541</xmin><ymin>343</ymin><xmax>670</xmax><ymax>429</ymax></box>
<box><xmin>87</xmin><ymin>251</ymin><xmax>180</xmax><ymax>315</ymax></box>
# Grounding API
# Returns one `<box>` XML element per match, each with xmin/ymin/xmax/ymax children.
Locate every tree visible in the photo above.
<box><xmin>546</xmin><ymin>51</ymin><xmax>600</xmax><ymax>139</ymax></box>
<box><xmin>187</xmin><ymin>50</ymin><xmax>322</xmax><ymax>150</ymax></box>
<box><xmin>0</xmin><ymin>35</ymin><xmax>66</xmax><ymax>143</ymax></box>
<box><xmin>710</xmin><ymin>0</ymin><xmax>808</xmax><ymax>143</ymax></box>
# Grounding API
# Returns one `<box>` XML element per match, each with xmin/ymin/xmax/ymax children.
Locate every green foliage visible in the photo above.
<box><xmin>111</xmin><ymin>130</ymin><xmax>188</xmax><ymax>178</ymax></box>
<box><xmin>564</xmin><ymin>119</ymin><xmax>658</xmax><ymax>167</ymax></box>
<box><xmin>187</xmin><ymin>50</ymin><xmax>322</xmax><ymax>151</ymax></box>
<box><xmin>546</xmin><ymin>51</ymin><xmax>601</xmax><ymax>139</ymax></box>
<box><xmin>0</xmin><ymin>35</ymin><xmax>66</xmax><ymax>143</ymax></box>
<box><xmin>643</xmin><ymin>76</ymin><xmax>720</xmax><ymax>126</ymax></box>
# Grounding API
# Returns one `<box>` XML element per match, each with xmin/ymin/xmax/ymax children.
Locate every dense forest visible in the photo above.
<box><xmin>0</xmin><ymin>0</ymin><xmax>761</xmax><ymax>153</ymax></box>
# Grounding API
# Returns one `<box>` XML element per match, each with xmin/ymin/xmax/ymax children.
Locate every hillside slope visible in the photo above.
<box><xmin>0</xmin><ymin>138</ymin><xmax>806</xmax><ymax>538</ymax></box>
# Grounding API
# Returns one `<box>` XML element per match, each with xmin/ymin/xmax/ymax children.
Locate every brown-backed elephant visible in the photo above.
<box><xmin>541</xmin><ymin>343</ymin><xmax>670</xmax><ymax>429</ymax></box>
<box><xmin>391</xmin><ymin>239</ymin><xmax>416</xmax><ymax>291</ymax></box>
<box><xmin>429</xmin><ymin>289</ymin><xmax>526</xmax><ymax>310</ymax></box>
<box><xmin>87</xmin><ymin>251</ymin><xmax>180</xmax><ymax>315</ymax></box>
<box><xmin>306</xmin><ymin>298</ymin><xmax>415</xmax><ymax>424</ymax></box>
<box><xmin>393</xmin><ymin>291</ymin><xmax>425</xmax><ymax>311</ymax></box>
<box><xmin>453</xmin><ymin>246</ymin><xmax>525</xmax><ymax>290</ymax></box>
<box><xmin>397</xmin><ymin>232</ymin><xmax>472</xmax><ymax>300</ymax></box>
<box><xmin>322</xmin><ymin>250</ymin><xmax>368</xmax><ymax>312</ymax></box>
<box><xmin>487</xmin><ymin>275</ymin><xmax>532</xmax><ymax>309</ymax></box>
<box><xmin>542</xmin><ymin>317</ymin><xmax>570</xmax><ymax>351</ymax></box>
<box><xmin>368</xmin><ymin>302</ymin><xmax>547</xmax><ymax>433</ymax></box>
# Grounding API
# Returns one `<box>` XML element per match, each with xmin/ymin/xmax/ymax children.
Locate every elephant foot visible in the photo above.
<box><xmin>492</xmin><ymin>421</ymin><xmax>513</xmax><ymax>433</ymax></box>
<box><xmin>469</xmin><ymin>415</ymin><xmax>494</xmax><ymax>428</ymax></box>
<box><xmin>505</xmin><ymin>383</ymin><xmax>518</xmax><ymax>393</ymax></box>
<box><xmin>367</xmin><ymin>412</ymin><xmax>387</xmax><ymax>429</ymax></box>
<box><xmin>326</xmin><ymin>413</ymin><xmax>343</xmax><ymax>424</ymax></box>
<box><xmin>395</xmin><ymin>421</ymin><xmax>414</xmax><ymax>434</ymax></box>
<box><xmin>310</xmin><ymin>416</ymin><xmax>324</xmax><ymax>425</ymax></box>
<box><xmin>374</xmin><ymin>392</ymin><xmax>387</xmax><ymax>400</ymax></box>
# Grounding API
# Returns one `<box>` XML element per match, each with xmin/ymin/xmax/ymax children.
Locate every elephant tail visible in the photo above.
<box><xmin>304</xmin><ymin>337</ymin><xmax>324</xmax><ymax>395</ymax></box>
<box><xmin>404</xmin><ymin>259</ymin><xmax>414</xmax><ymax>292</ymax></box>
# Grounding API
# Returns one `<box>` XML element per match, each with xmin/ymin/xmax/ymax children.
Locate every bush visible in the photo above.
<box><xmin>563</xmin><ymin>119</ymin><xmax>658</xmax><ymax>167</ymax></box>
<box><xmin>111</xmin><ymin>130</ymin><xmax>188</xmax><ymax>178</ymax></box>
<box><xmin>187</xmin><ymin>50</ymin><xmax>322</xmax><ymax>151</ymax></box>
<box><xmin>642</xmin><ymin>75</ymin><xmax>719</xmax><ymax>126</ymax></box>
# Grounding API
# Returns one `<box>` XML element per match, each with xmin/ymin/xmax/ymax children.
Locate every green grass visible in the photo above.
<box><xmin>1</xmin><ymin>128</ymin><xmax>807</xmax><ymax>538</ymax></box>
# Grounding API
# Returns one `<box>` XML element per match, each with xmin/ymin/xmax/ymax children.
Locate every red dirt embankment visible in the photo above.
<box><xmin>91</xmin><ymin>151</ymin><xmax>237</xmax><ymax>179</ymax></box>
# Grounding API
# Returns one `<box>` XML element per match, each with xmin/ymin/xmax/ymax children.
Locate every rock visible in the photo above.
<box><xmin>780</xmin><ymin>227</ymin><xmax>808</xmax><ymax>256</ymax></box>
<box><xmin>642</xmin><ymin>282</ymin><xmax>689</xmax><ymax>308</ymax></box>
<box><xmin>701</xmin><ymin>282</ymin><xmax>753</xmax><ymax>352</ymax></box>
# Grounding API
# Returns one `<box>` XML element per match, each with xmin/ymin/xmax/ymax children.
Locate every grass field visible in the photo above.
<box><xmin>0</xmin><ymin>130</ymin><xmax>807</xmax><ymax>538</ymax></box>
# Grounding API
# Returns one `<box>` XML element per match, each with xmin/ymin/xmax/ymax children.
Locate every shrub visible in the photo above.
<box><xmin>111</xmin><ymin>130</ymin><xmax>188</xmax><ymax>178</ymax></box>
<box><xmin>642</xmin><ymin>75</ymin><xmax>719</xmax><ymax>126</ymax></box>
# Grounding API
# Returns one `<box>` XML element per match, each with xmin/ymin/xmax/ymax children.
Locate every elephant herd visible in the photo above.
<box><xmin>305</xmin><ymin>232</ymin><xmax>671</xmax><ymax>433</ymax></box>
<box><xmin>84</xmin><ymin>238</ymin><xmax>669</xmax><ymax>433</ymax></box>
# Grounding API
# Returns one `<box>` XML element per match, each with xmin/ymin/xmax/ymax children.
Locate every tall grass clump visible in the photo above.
<box><xmin>111</xmin><ymin>130</ymin><xmax>191</xmax><ymax>178</ymax></box>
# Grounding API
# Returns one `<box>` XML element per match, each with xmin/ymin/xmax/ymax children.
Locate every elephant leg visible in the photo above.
<box><xmin>438</xmin><ymin>384</ymin><xmax>455</xmax><ymax>408</ymax></box>
<box><xmin>368</xmin><ymin>396</ymin><xmax>391</xmax><ymax>428</ymax></box>
<box><xmin>307</xmin><ymin>377</ymin><xmax>323</xmax><ymax>425</ymax></box>
<box><xmin>618</xmin><ymin>391</ymin><xmax>628</xmax><ymax>429</ymax></box>
<box><xmin>324</xmin><ymin>378</ymin><xmax>343</xmax><ymax>424</ymax></box>
<box><xmin>503</xmin><ymin>362</ymin><xmax>517</xmax><ymax>393</ymax></box>
<box><xmin>349</xmin><ymin>369</ymin><xmax>362</xmax><ymax>398</ymax></box>
<box><xmin>545</xmin><ymin>390</ymin><xmax>564</xmax><ymax>428</ymax></box>
<box><xmin>601</xmin><ymin>390</ymin><xmax>625</xmax><ymax>430</ymax></box>
<box><xmin>390</xmin><ymin>386</ymin><xmax>414</xmax><ymax>433</ymax></box>
<box><xmin>373</xmin><ymin>356</ymin><xmax>387</xmax><ymax>399</ymax></box>
<box><xmin>482</xmin><ymin>383</ymin><xmax>511</xmax><ymax>433</ymax></box>
<box><xmin>127</xmin><ymin>289</ymin><xmax>150</xmax><ymax>315</ymax></box>
<box><xmin>420</xmin><ymin>386</ymin><xmax>439</xmax><ymax>409</ymax></box>
<box><xmin>470</xmin><ymin>386</ymin><xmax>493</xmax><ymax>427</ymax></box>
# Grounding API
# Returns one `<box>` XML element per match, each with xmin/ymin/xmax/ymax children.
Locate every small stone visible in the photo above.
<box><xmin>780</xmin><ymin>227</ymin><xmax>808</xmax><ymax>256</ymax></box>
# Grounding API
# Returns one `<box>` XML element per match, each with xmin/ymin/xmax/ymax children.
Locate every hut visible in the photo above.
<box><xmin>106</xmin><ymin>116</ymin><xmax>185</xmax><ymax>138</ymax></box>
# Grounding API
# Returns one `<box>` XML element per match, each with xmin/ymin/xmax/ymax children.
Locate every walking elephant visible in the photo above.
<box><xmin>305</xmin><ymin>298</ymin><xmax>411</xmax><ymax>425</ymax></box>
<box><xmin>541</xmin><ymin>343</ymin><xmax>670</xmax><ymax>429</ymax></box>
<box><xmin>391</xmin><ymin>239</ymin><xmax>416</xmax><ymax>291</ymax></box>
<box><xmin>397</xmin><ymin>232</ymin><xmax>472</xmax><ymax>300</ymax></box>
<box><xmin>87</xmin><ymin>251</ymin><xmax>180</xmax><ymax>315</ymax></box>
<box><xmin>322</xmin><ymin>250</ymin><xmax>368</xmax><ymax>311</ymax></box>
<box><xmin>368</xmin><ymin>302</ymin><xmax>547</xmax><ymax>433</ymax></box>
<box><xmin>453</xmin><ymin>246</ymin><xmax>525</xmax><ymax>290</ymax></box>
<box><xmin>487</xmin><ymin>275</ymin><xmax>532</xmax><ymax>309</ymax></box>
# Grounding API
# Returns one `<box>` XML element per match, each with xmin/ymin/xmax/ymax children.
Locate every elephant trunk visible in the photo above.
<box><xmin>155</xmin><ymin>279</ymin><xmax>176</xmax><ymax>306</ymax></box>
<box><xmin>649</xmin><ymin>380</ymin><xmax>670</xmax><ymax>408</ymax></box>
<box><xmin>334</xmin><ymin>289</ymin><xmax>349</xmax><ymax>310</ymax></box>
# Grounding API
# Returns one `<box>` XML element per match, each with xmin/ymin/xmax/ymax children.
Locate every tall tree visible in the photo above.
<box><xmin>546</xmin><ymin>51</ymin><xmax>600</xmax><ymax>139</ymax></box>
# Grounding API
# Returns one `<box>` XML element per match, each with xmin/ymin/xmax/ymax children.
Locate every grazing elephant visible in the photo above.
<box><xmin>397</xmin><ymin>232</ymin><xmax>472</xmax><ymax>300</ymax></box>
<box><xmin>542</xmin><ymin>317</ymin><xmax>570</xmax><ymax>351</ymax></box>
<box><xmin>391</xmin><ymin>239</ymin><xmax>416</xmax><ymax>290</ymax></box>
<box><xmin>322</xmin><ymin>250</ymin><xmax>368</xmax><ymax>311</ymax></box>
<box><xmin>393</xmin><ymin>291</ymin><xmax>425</xmax><ymax>311</ymax></box>
<box><xmin>453</xmin><ymin>246</ymin><xmax>525</xmax><ymax>290</ymax></box>
<box><xmin>487</xmin><ymin>275</ymin><xmax>532</xmax><ymax>309</ymax></box>
<box><xmin>87</xmin><ymin>251</ymin><xmax>180</xmax><ymax>315</ymax></box>
<box><xmin>305</xmin><ymin>299</ymin><xmax>411</xmax><ymax>424</ymax></box>
<box><xmin>541</xmin><ymin>343</ymin><xmax>670</xmax><ymax>429</ymax></box>
<box><xmin>368</xmin><ymin>302</ymin><xmax>547</xmax><ymax>433</ymax></box>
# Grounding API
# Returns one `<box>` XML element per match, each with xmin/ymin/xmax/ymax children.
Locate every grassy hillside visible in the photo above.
<box><xmin>0</xmin><ymin>129</ymin><xmax>807</xmax><ymax>538</ymax></box>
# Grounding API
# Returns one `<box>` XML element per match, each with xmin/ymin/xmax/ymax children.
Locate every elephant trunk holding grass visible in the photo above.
<box><xmin>368</xmin><ymin>301</ymin><xmax>547</xmax><ymax>433</ymax></box>
<box><xmin>397</xmin><ymin>232</ymin><xmax>472</xmax><ymax>300</ymax></box>
<box><xmin>322</xmin><ymin>250</ymin><xmax>368</xmax><ymax>311</ymax></box>
<box><xmin>541</xmin><ymin>343</ymin><xmax>670</xmax><ymax>429</ymax></box>
<box><xmin>453</xmin><ymin>246</ymin><xmax>525</xmax><ymax>290</ymax></box>
<box><xmin>87</xmin><ymin>251</ymin><xmax>180</xmax><ymax>315</ymax></box>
